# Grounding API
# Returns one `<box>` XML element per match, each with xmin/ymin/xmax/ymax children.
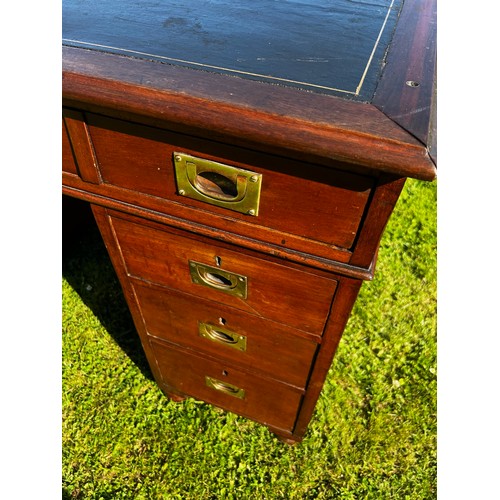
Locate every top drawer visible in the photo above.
<box><xmin>84</xmin><ymin>114</ymin><xmax>373</xmax><ymax>261</ymax></box>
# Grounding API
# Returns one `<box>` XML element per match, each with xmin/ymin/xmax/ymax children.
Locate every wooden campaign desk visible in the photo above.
<box><xmin>62</xmin><ymin>0</ymin><xmax>436</xmax><ymax>443</ymax></box>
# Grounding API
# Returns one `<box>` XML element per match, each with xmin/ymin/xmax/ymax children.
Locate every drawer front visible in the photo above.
<box><xmin>133</xmin><ymin>279</ymin><xmax>319</xmax><ymax>388</ymax></box>
<box><xmin>110</xmin><ymin>212</ymin><xmax>337</xmax><ymax>334</ymax></box>
<box><xmin>86</xmin><ymin>114</ymin><xmax>373</xmax><ymax>252</ymax></box>
<box><xmin>150</xmin><ymin>339</ymin><xmax>303</xmax><ymax>432</ymax></box>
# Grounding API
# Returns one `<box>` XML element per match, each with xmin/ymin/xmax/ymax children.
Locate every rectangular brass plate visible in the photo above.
<box><xmin>199</xmin><ymin>322</ymin><xmax>247</xmax><ymax>352</ymax></box>
<box><xmin>189</xmin><ymin>261</ymin><xmax>248</xmax><ymax>299</ymax></box>
<box><xmin>173</xmin><ymin>152</ymin><xmax>262</xmax><ymax>216</ymax></box>
<box><xmin>205</xmin><ymin>376</ymin><xmax>245</xmax><ymax>399</ymax></box>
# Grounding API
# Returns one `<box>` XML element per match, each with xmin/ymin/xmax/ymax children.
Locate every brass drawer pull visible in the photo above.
<box><xmin>189</xmin><ymin>261</ymin><xmax>248</xmax><ymax>299</ymax></box>
<box><xmin>205</xmin><ymin>376</ymin><xmax>245</xmax><ymax>399</ymax></box>
<box><xmin>174</xmin><ymin>152</ymin><xmax>262</xmax><ymax>216</ymax></box>
<box><xmin>199</xmin><ymin>322</ymin><xmax>247</xmax><ymax>351</ymax></box>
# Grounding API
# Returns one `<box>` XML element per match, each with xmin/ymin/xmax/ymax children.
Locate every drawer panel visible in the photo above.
<box><xmin>133</xmin><ymin>279</ymin><xmax>319</xmax><ymax>388</ymax></box>
<box><xmin>150</xmin><ymin>339</ymin><xmax>303</xmax><ymax>432</ymax></box>
<box><xmin>110</xmin><ymin>212</ymin><xmax>337</xmax><ymax>334</ymax></box>
<box><xmin>86</xmin><ymin>114</ymin><xmax>373</xmax><ymax>252</ymax></box>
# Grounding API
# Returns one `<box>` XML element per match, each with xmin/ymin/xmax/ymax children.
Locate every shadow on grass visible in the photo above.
<box><xmin>62</xmin><ymin>196</ymin><xmax>153</xmax><ymax>381</ymax></box>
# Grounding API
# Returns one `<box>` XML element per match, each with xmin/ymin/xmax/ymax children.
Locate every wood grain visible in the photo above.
<box><xmin>63</xmin><ymin>184</ymin><xmax>374</xmax><ymax>279</ymax></box>
<box><xmin>349</xmin><ymin>175</ymin><xmax>407</xmax><ymax>269</ymax></box>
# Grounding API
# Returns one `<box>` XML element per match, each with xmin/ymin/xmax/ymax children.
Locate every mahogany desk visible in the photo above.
<box><xmin>62</xmin><ymin>0</ymin><xmax>436</xmax><ymax>443</ymax></box>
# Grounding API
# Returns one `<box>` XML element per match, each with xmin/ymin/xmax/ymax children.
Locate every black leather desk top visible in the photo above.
<box><xmin>62</xmin><ymin>0</ymin><xmax>404</xmax><ymax>101</ymax></box>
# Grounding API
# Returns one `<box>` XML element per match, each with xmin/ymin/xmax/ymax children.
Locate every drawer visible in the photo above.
<box><xmin>86</xmin><ymin>114</ymin><xmax>373</xmax><ymax>256</ymax></box>
<box><xmin>132</xmin><ymin>279</ymin><xmax>319</xmax><ymax>388</ymax></box>
<box><xmin>150</xmin><ymin>339</ymin><xmax>303</xmax><ymax>432</ymax></box>
<box><xmin>110</xmin><ymin>212</ymin><xmax>338</xmax><ymax>334</ymax></box>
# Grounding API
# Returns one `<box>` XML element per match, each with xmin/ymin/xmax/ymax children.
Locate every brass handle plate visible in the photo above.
<box><xmin>199</xmin><ymin>322</ymin><xmax>247</xmax><ymax>351</ymax></box>
<box><xmin>205</xmin><ymin>376</ymin><xmax>245</xmax><ymax>399</ymax></box>
<box><xmin>189</xmin><ymin>261</ymin><xmax>248</xmax><ymax>299</ymax></box>
<box><xmin>173</xmin><ymin>152</ymin><xmax>262</xmax><ymax>216</ymax></box>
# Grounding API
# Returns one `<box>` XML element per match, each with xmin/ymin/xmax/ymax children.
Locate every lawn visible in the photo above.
<box><xmin>62</xmin><ymin>177</ymin><xmax>437</xmax><ymax>499</ymax></box>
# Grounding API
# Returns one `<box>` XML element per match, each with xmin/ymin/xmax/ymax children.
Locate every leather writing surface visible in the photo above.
<box><xmin>63</xmin><ymin>0</ymin><xmax>404</xmax><ymax>101</ymax></box>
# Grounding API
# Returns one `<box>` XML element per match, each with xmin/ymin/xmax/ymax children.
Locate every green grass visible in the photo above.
<box><xmin>62</xmin><ymin>178</ymin><xmax>436</xmax><ymax>499</ymax></box>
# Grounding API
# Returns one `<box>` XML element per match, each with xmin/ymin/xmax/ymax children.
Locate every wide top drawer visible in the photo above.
<box><xmin>83</xmin><ymin>113</ymin><xmax>373</xmax><ymax>263</ymax></box>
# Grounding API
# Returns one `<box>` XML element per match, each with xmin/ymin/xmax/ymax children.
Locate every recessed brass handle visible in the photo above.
<box><xmin>174</xmin><ymin>152</ymin><xmax>262</xmax><ymax>216</ymax></box>
<box><xmin>189</xmin><ymin>261</ymin><xmax>247</xmax><ymax>299</ymax></box>
<box><xmin>186</xmin><ymin>161</ymin><xmax>248</xmax><ymax>203</ymax></box>
<box><xmin>205</xmin><ymin>376</ymin><xmax>245</xmax><ymax>399</ymax></box>
<box><xmin>199</xmin><ymin>322</ymin><xmax>247</xmax><ymax>351</ymax></box>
